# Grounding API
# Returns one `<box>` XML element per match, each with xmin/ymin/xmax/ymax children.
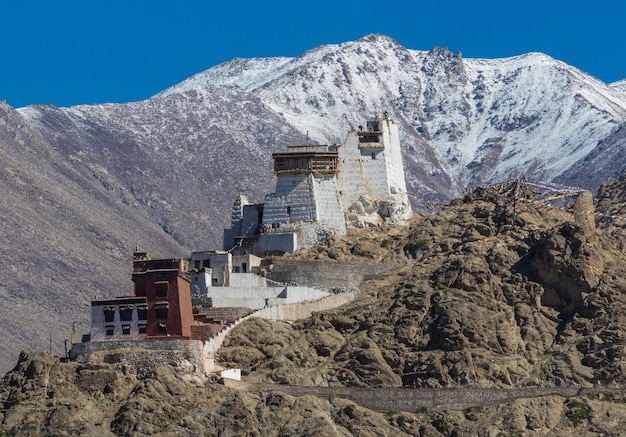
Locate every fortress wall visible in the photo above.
<box><xmin>256</xmin><ymin>290</ymin><xmax>357</xmax><ymax>321</ymax></box>
<box><xmin>229</xmin><ymin>273</ymin><xmax>271</xmax><ymax>287</ymax></box>
<box><xmin>70</xmin><ymin>339</ymin><xmax>206</xmax><ymax>378</ymax></box>
<box><xmin>223</xmin><ymin>380</ymin><xmax>609</xmax><ymax>412</ymax></box>
<box><xmin>263</xmin><ymin>174</ymin><xmax>316</xmax><ymax>224</ymax></box>
<box><xmin>382</xmin><ymin>120</ymin><xmax>409</xmax><ymax>196</ymax></box>
<box><xmin>256</xmin><ymin>232</ymin><xmax>298</xmax><ymax>254</ymax></box>
<box><xmin>336</xmin><ymin>132</ymin><xmax>368</xmax><ymax>208</ymax></box>
<box><xmin>358</xmin><ymin>146</ymin><xmax>391</xmax><ymax>200</ymax></box>
<box><xmin>266</xmin><ymin>259</ymin><xmax>395</xmax><ymax>291</ymax></box>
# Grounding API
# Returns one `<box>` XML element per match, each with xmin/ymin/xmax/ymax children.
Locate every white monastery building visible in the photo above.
<box><xmin>224</xmin><ymin>114</ymin><xmax>412</xmax><ymax>255</ymax></box>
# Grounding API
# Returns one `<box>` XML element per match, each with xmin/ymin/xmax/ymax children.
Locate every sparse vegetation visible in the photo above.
<box><xmin>463</xmin><ymin>405</ymin><xmax>483</xmax><ymax>421</ymax></box>
<box><xmin>587</xmin><ymin>391</ymin><xmax>617</xmax><ymax>402</ymax></box>
<box><xmin>566</xmin><ymin>400</ymin><xmax>590</xmax><ymax>427</ymax></box>
<box><xmin>0</xmin><ymin>427</ymin><xmax>17</xmax><ymax>437</ymax></box>
<box><xmin>434</xmin><ymin>419</ymin><xmax>454</xmax><ymax>436</ymax></box>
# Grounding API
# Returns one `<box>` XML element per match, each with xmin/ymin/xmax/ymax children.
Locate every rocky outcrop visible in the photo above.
<box><xmin>220</xmin><ymin>188</ymin><xmax>626</xmax><ymax>390</ymax></box>
<box><xmin>6</xmin><ymin>185</ymin><xmax>626</xmax><ymax>435</ymax></box>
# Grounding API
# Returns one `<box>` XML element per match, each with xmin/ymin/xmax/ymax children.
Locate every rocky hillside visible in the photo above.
<box><xmin>4</xmin><ymin>184</ymin><xmax>626</xmax><ymax>435</ymax></box>
<box><xmin>219</xmin><ymin>184</ymin><xmax>626</xmax><ymax>390</ymax></box>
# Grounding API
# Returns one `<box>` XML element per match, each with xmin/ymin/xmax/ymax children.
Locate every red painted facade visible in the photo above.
<box><xmin>131</xmin><ymin>253</ymin><xmax>193</xmax><ymax>339</ymax></box>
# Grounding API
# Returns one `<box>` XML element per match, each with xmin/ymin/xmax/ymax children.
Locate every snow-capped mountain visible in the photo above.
<box><xmin>18</xmin><ymin>34</ymin><xmax>626</xmax><ymax>247</ymax></box>
<box><xmin>158</xmin><ymin>34</ymin><xmax>626</xmax><ymax>199</ymax></box>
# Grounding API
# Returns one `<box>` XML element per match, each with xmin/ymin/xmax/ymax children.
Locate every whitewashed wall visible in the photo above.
<box><xmin>312</xmin><ymin>176</ymin><xmax>346</xmax><ymax>234</ymax></box>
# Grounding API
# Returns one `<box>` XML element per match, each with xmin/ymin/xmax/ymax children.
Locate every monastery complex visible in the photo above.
<box><xmin>71</xmin><ymin>115</ymin><xmax>412</xmax><ymax>378</ymax></box>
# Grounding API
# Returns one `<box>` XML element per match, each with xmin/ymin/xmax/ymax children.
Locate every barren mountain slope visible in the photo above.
<box><xmin>19</xmin><ymin>87</ymin><xmax>307</xmax><ymax>250</ymax></box>
<box><xmin>0</xmin><ymin>102</ymin><xmax>187</xmax><ymax>373</ymax></box>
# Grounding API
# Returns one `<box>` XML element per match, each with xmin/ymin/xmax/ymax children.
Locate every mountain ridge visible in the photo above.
<box><xmin>2</xmin><ymin>33</ymin><xmax>626</xmax><ymax>376</ymax></box>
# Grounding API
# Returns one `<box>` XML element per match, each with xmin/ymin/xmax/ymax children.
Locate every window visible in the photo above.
<box><xmin>135</xmin><ymin>283</ymin><xmax>146</xmax><ymax>297</ymax></box>
<box><xmin>155</xmin><ymin>281</ymin><xmax>168</xmax><ymax>299</ymax></box>
<box><xmin>122</xmin><ymin>325</ymin><xmax>131</xmax><ymax>335</ymax></box>
<box><xmin>155</xmin><ymin>303</ymin><xmax>168</xmax><ymax>320</ymax></box>
<box><xmin>158</xmin><ymin>323</ymin><xmax>167</xmax><ymax>334</ymax></box>
<box><xmin>371</xmin><ymin>152</ymin><xmax>376</xmax><ymax>160</ymax></box>
<box><xmin>119</xmin><ymin>306</ymin><xmax>133</xmax><ymax>322</ymax></box>
<box><xmin>105</xmin><ymin>326</ymin><xmax>114</xmax><ymax>336</ymax></box>
<box><xmin>137</xmin><ymin>305</ymin><xmax>147</xmax><ymax>321</ymax></box>
<box><xmin>138</xmin><ymin>324</ymin><xmax>147</xmax><ymax>334</ymax></box>
<box><xmin>103</xmin><ymin>307</ymin><xmax>115</xmax><ymax>323</ymax></box>
<box><xmin>194</xmin><ymin>260</ymin><xmax>200</xmax><ymax>270</ymax></box>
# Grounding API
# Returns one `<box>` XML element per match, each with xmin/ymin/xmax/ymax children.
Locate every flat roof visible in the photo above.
<box><xmin>91</xmin><ymin>296</ymin><xmax>147</xmax><ymax>306</ymax></box>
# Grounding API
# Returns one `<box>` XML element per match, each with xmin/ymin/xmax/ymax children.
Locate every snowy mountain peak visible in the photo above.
<box><xmin>20</xmin><ymin>34</ymin><xmax>626</xmax><ymax>214</ymax></box>
<box><xmin>612</xmin><ymin>79</ymin><xmax>626</xmax><ymax>93</ymax></box>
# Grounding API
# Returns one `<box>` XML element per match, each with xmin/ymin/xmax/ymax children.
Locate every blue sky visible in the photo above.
<box><xmin>1</xmin><ymin>0</ymin><xmax>624</xmax><ymax>108</ymax></box>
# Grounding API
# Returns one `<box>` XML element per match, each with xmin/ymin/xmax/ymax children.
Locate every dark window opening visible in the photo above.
<box><xmin>137</xmin><ymin>306</ymin><xmax>148</xmax><ymax>321</ymax></box>
<box><xmin>105</xmin><ymin>326</ymin><xmax>114</xmax><ymax>336</ymax></box>
<box><xmin>155</xmin><ymin>304</ymin><xmax>168</xmax><ymax>320</ymax></box>
<box><xmin>194</xmin><ymin>260</ymin><xmax>200</xmax><ymax>270</ymax></box>
<box><xmin>119</xmin><ymin>306</ymin><xmax>133</xmax><ymax>322</ymax></box>
<box><xmin>122</xmin><ymin>325</ymin><xmax>131</xmax><ymax>335</ymax></box>
<box><xmin>134</xmin><ymin>283</ymin><xmax>146</xmax><ymax>297</ymax></box>
<box><xmin>242</xmin><ymin>262</ymin><xmax>247</xmax><ymax>273</ymax></box>
<box><xmin>155</xmin><ymin>281</ymin><xmax>168</xmax><ymax>299</ymax></box>
<box><xmin>138</xmin><ymin>324</ymin><xmax>147</xmax><ymax>334</ymax></box>
<box><xmin>371</xmin><ymin>152</ymin><xmax>376</xmax><ymax>160</ymax></box>
<box><xmin>287</xmin><ymin>206</ymin><xmax>291</xmax><ymax>216</ymax></box>
<box><xmin>158</xmin><ymin>323</ymin><xmax>167</xmax><ymax>334</ymax></box>
<box><xmin>103</xmin><ymin>307</ymin><xmax>115</xmax><ymax>323</ymax></box>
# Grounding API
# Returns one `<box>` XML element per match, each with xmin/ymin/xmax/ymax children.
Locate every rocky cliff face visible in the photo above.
<box><xmin>4</xmin><ymin>184</ymin><xmax>626</xmax><ymax>435</ymax></box>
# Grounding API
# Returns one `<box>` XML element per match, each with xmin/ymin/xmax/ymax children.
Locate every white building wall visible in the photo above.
<box><xmin>256</xmin><ymin>232</ymin><xmax>298</xmax><ymax>254</ymax></box>
<box><xmin>229</xmin><ymin>272</ymin><xmax>270</xmax><ymax>287</ymax></box>
<box><xmin>208</xmin><ymin>253</ymin><xmax>231</xmax><ymax>286</ymax></box>
<box><xmin>207</xmin><ymin>285</ymin><xmax>329</xmax><ymax>309</ymax></box>
<box><xmin>336</xmin><ymin>132</ymin><xmax>368</xmax><ymax>209</ymax></box>
<box><xmin>90</xmin><ymin>303</ymin><xmax>146</xmax><ymax>342</ymax></box>
<box><xmin>359</xmin><ymin>146</ymin><xmax>392</xmax><ymax>200</ymax></box>
<box><xmin>336</xmin><ymin>119</ymin><xmax>410</xmax><ymax>209</ymax></box>
<box><xmin>191</xmin><ymin>269</ymin><xmax>212</xmax><ymax>294</ymax></box>
<box><xmin>313</xmin><ymin>176</ymin><xmax>346</xmax><ymax>234</ymax></box>
<box><xmin>381</xmin><ymin>120</ymin><xmax>410</xmax><ymax>197</ymax></box>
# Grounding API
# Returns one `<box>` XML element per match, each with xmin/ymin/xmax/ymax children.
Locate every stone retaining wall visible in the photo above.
<box><xmin>223</xmin><ymin>380</ymin><xmax>618</xmax><ymax>412</ymax></box>
<box><xmin>266</xmin><ymin>259</ymin><xmax>394</xmax><ymax>291</ymax></box>
<box><xmin>70</xmin><ymin>339</ymin><xmax>205</xmax><ymax>378</ymax></box>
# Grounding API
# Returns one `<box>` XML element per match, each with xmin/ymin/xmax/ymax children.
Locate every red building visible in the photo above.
<box><xmin>131</xmin><ymin>252</ymin><xmax>193</xmax><ymax>339</ymax></box>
